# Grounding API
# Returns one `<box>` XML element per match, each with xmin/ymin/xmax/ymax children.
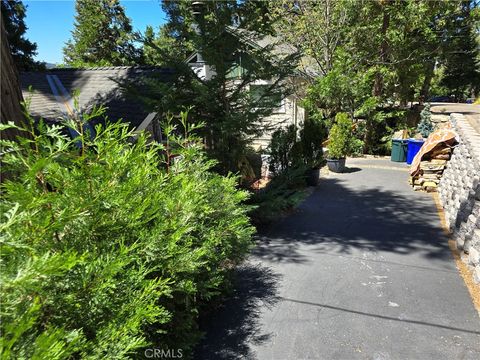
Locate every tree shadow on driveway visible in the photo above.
<box><xmin>194</xmin><ymin>176</ymin><xmax>461</xmax><ymax>358</ymax></box>
<box><xmin>343</xmin><ymin>166</ymin><xmax>362</xmax><ymax>173</ymax></box>
<box><xmin>194</xmin><ymin>263</ymin><xmax>281</xmax><ymax>360</ymax></box>
<box><xmin>252</xmin><ymin>177</ymin><xmax>451</xmax><ymax>267</ymax></box>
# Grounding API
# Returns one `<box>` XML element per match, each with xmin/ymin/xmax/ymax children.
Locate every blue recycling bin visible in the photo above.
<box><xmin>406</xmin><ymin>139</ymin><xmax>425</xmax><ymax>165</ymax></box>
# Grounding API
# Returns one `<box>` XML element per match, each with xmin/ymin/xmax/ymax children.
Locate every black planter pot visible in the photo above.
<box><xmin>306</xmin><ymin>167</ymin><xmax>321</xmax><ymax>186</ymax></box>
<box><xmin>326</xmin><ymin>158</ymin><xmax>346</xmax><ymax>173</ymax></box>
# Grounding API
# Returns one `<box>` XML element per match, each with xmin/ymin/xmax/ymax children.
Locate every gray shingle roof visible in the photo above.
<box><xmin>225</xmin><ymin>26</ymin><xmax>319</xmax><ymax>78</ymax></box>
<box><xmin>20</xmin><ymin>66</ymin><xmax>173</xmax><ymax>129</ymax></box>
<box><xmin>226</xmin><ymin>26</ymin><xmax>297</xmax><ymax>57</ymax></box>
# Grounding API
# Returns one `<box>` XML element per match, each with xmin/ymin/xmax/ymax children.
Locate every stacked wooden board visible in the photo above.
<box><xmin>409</xmin><ymin>146</ymin><xmax>452</xmax><ymax>192</ymax></box>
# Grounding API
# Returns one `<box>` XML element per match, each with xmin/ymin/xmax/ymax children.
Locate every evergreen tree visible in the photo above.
<box><xmin>134</xmin><ymin>0</ymin><xmax>300</xmax><ymax>176</ymax></box>
<box><xmin>1</xmin><ymin>0</ymin><xmax>43</xmax><ymax>70</ymax></box>
<box><xmin>141</xmin><ymin>24</ymin><xmax>193</xmax><ymax>65</ymax></box>
<box><xmin>342</xmin><ymin>0</ymin><xmax>459</xmax><ymax>103</ymax></box>
<box><xmin>417</xmin><ymin>103</ymin><xmax>434</xmax><ymax>138</ymax></box>
<box><xmin>0</xmin><ymin>109</ymin><xmax>254</xmax><ymax>357</ymax></box>
<box><xmin>63</xmin><ymin>0</ymin><xmax>140</xmax><ymax>67</ymax></box>
<box><xmin>440</xmin><ymin>0</ymin><xmax>480</xmax><ymax>100</ymax></box>
<box><xmin>269</xmin><ymin>0</ymin><xmax>349</xmax><ymax>77</ymax></box>
<box><xmin>273</xmin><ymin>0</ymin><xmax>466</xmax><ymax>105</ymax></box>
<box><xmin>290</xmin><ymin>1</ymin><xmax>463</xmax><ymax>154</ymax></box>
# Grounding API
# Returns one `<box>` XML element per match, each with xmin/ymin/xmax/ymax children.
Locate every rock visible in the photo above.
<box><xmin>474</xmin><ymin>267</ymin><xmax>480</xmax><ymax>284</ymax></box>
<box><xmin>430</xmin><ymin>159</ymin><xmax>448</xmax><ymax>165</ymax></box>
<box><xmin>431</xmin><ymin>147</ymin><xmax>452</xmax><ymax>156</ymax></box>
<box><xmin>414</xmin><ymin>178</ymin><xmax>424</xmax><ymax>185</ymax></box>
<box><xmin>422</xmin><ymin>174</ymin><xmax>441</xmax><ymax>180</ymax></box>
<box><xmin>423</xmin><ymin>174</ymin><xmax>445</xmax><ymax>180</ymax></box>
<box><xmin>469</xmin><ymin>248</ymin><xmax>480</xmax><ymax>266</ymax></box>
<box><xmin>432</xmin><ymin>154</ymin><xmax>450</xmax><ymax>160</ymax></box>
<box><xmin>472</xmin><ymin>229</ymin><xmax>480</xmax><ymax>243</ymax></box>
<box><xmin>468</xmin><ymin>214</ymin><xmax>478</xmax><ymax>227</ymax></box>
<box><xmin>421</xmin><ymin>166</ymin><xmax>446</xmax><ymax>172</ymax></box>
<box><xmin>464</xmin><ymin>238</ymin><xmax>472</xmax><ymax>252</ymax></box>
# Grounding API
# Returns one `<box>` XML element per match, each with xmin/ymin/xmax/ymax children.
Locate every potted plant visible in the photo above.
<box><xmin>326</xmin><ymin>112</ymin><xmax>354</xmax><ymax>173</ymax></box>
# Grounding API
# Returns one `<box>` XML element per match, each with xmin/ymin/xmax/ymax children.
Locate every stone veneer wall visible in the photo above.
<box><xmin>438</xmin><ymin>113</ymin><xmax>480</xmax><ymax>283</ymax></box>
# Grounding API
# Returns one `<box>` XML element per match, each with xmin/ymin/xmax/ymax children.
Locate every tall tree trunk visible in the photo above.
<box><xmin>373</xmin><ymin>3</ymin><xmax>390</xmax><ymax>97</ymax></box>
<box><xmin>1</xmin><ymin>14</ymin><xmax>28</xmax><ymax>141</ymax></box>
<box><xmin>419</xmin><ymin>60</ymin><xmax>435</xmax><ymax>104</ymax></box>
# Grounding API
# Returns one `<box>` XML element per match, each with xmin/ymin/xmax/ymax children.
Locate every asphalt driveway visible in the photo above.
<box><xmin>195</xmin><ymin>158</ymin><xmax>480</xmax><ymax>360</ymax></box>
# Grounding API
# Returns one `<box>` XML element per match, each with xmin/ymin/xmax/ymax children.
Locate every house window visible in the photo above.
<box><xmin>226</xmin><ymin>53</ymin><xmax>246</xmax><ymax>79</ymax></box>
<box><xmin>226</xmin><ymin>62</ymin><xmax>243</xmax><ymax>79</ymax></box>
<box><xmin>250</xmin><ymin>84</ymin><xmax>285</xmax><ymax>113</ymax></box>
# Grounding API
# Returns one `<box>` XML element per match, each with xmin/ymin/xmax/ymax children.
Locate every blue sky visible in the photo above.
<box><xmin>24</xmin><ymin>0</ymin><xmax>167</xmax><ymax>64</ymax></box>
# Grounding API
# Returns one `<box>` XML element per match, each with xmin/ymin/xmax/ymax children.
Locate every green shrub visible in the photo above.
<box><xmin>299</xmin><ymin>118</ymin><xmax>326</xmax><ymax>168</ymax></box>
<box><xmin>354</xmin><ymin>99</ymin><xmax>409</xmax><ymax>155</ymax></box>
<box><xmin>256</xmin><ymin>120</ymin><xmax>324</xmax><ymax>226</ymax></box>
<box><xmin>268</xmin><ymin>125</ymin><xmax>303</xmax><ymax>175</ymax></box>
<box><xmin>268</xmin><ymin>119</ymin><xmax>326</xmax><ymax>175</ymax></box>
<box><xmin>350</xmin><ymin>121</ymin><xmax>366</xmax><ymax>156</ymax></box>
<box><xmin>302</xmin><ymin>54</ymin><xmax>373</xmax><ymax>120</ymax></box>
<box><xmin>249</xmin><ymin>165</ymin><xmax>307</xmax><ymax>226</ymax></box>
<box><xmin>327</xmin><ymin>113</ymin><xmax>355</xmax><ymax>159</ymax></box>
<box><xmin>0</xmin><ymin>107</ymin><xmax>254</xmax><ymax>358</ymax></box>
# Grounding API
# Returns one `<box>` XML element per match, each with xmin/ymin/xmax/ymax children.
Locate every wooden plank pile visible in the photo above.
<box><xmin>409</xmin><ymin>145</ymin><xmax>452</xmax><ymax>192</ymax></box>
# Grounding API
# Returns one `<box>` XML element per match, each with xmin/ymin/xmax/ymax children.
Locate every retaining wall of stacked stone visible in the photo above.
<box><xmin>438</xmin><ymin>113</ymin><xmax>480</xmax><ymax>283</ymax></box>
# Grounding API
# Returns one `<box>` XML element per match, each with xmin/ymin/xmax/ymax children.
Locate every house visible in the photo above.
<box><xmin>20</xmin><ymin>66</ymin><xmax>174</xmax><ymax>140</ymax></box>
<box><xmin>20</xmin><ymin>29</ymin><xmax>313</xmax><ymax>151</ymax></box>
<box><xmin>187</xmin><ymin>26</ymin><xmax>313</xmax><ymax>150</ymax></box>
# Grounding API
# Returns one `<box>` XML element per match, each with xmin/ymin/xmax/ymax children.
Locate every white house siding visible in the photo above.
<box><xmin>251</xmin><ymin>95</ymin><xmax>305</xmax><ymax>151</ymax></box>
<box><xmin>188</xmin><ymin>63</ymin><xmax>306</xmax><ymax>152</ymax></box>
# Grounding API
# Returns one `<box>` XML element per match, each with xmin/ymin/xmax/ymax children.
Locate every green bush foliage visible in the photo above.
<box><xmin>350</xmin><ymin>121</ymin><xmax>366</xmax><ymax>157</ymax></box>
<box><xmin>354</xmin><ymin>98</ymin><xmax>409</xmax><ymax>155</ymax></box>
<box><xmin>0</xmin><ymin>107</ymin><xmax>254</xmax><ymax>358</ymax></box>
<box><xmin>268</xmin><ymin>125</ymin><xmax>302</xmax><ymax>175</ymax></box>
<box><xmin>253</xmin><ymin>119</ymin><xmax>324</xmax><ymax>226</ymax></box>
<box><xmin>302</xmin><ymin>55</ymin><xmax>374</xmax><ymax>120</ymax></box>
<box><xmin>327</xmin><ymin>113</ymin><xmax>355</xmax><ymax>159</ymax></box>
<box><xmin>268</xmin><ymin>119</ymin><xmax>326</xmax><ymax>175</ymax></box>
<box><xmin>249</xmin><ymin>166</ymin><xmax>307</xmax><ymax>226</ymax></box>
<box><xmin>299</xmin><ymin>118</ymin><xmax>326</xmax><ymax>169</ymax></box>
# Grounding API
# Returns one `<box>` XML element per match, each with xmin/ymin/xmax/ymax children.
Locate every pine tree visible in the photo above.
<box><xmin>142</xmin><ymin>25</ymin><xmax>193</xmax><ymax>66</ymax></box>
<box><xmin>417</xmin><ymin>103</ymin><xmax>434</xmax><ymax>138</ymax></box>
<box><xmin>134</xmin><ymin>0</ymin><xmax>300</xmax><ymax>175</ymax></box>
<box><xmin>1</xmin><ymin>0</ymin><xmax>43</xmax><ymax>70</ymax></box>
<box><xmin>63</xmin><ymin>0</ymin><xmax>140</xmax><ymax>67</ymax></box>
<box><xmin>440</xmin><ymin>0</ymin><xmax>480</xmax><ymax>100</ymax></box>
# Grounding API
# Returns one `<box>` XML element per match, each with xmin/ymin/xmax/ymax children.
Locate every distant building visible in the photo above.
<box><xmin>21</xmin><ymin>28</ymin><xmax>316</xmax><ymax>150</ymax></box>
<box><xmin>186</xmin><ymin>26</ymin><xmax>315</xmax><ymax>150</ymax></box>
<box><xmin>20</xmin><ymin>66</ymin><xmax>173</xmax><ymax>140</ymax></box>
